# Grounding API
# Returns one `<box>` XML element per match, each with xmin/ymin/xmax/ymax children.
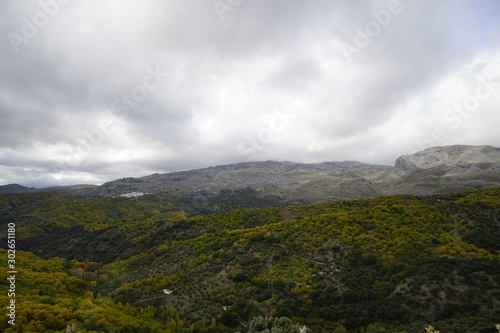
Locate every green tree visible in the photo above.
<box><xmin>247</xmin><ymin>316</ymin><xmax>309</xmax><ymax>333</ymax></box>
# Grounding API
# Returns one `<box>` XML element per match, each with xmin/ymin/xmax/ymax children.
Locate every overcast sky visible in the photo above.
<box><xmin>1</xmin><ymin>0</ymin><xmax>500</xmax><ymax>187</ymax></box>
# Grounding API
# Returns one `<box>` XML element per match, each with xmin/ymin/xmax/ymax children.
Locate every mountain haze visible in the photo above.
<box><xmin>2</xmin><ymin>145</ymin><xmax>499</xmax><ymax>213</ymax></box>
<box><xmin>97</xmin><ymin>145</ymin><xmax>500</xmax><ymax>204</ymax></box>
<box><xmin>0</xmin><ymin>183</ymin><xmax>35</xmax><ymax>194</ymax></box>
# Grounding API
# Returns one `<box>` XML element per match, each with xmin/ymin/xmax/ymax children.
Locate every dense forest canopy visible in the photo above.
<box><xmin>1</xmin><ymin>187</ymin><xmax>499</xmax><ymax>332</ymax></box>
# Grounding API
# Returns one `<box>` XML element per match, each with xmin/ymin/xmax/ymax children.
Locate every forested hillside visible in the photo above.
<box><xmin>1</xmin><ymin>188</ymin><xmax>499</xmax><ymax>332</ymax></box>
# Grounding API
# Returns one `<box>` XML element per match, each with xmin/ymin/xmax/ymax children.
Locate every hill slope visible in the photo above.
<box><xmin>2</xmin><ymin>145</ymin><xmax>500</xmax><ymax>216</ymax></box>
<box><xmin>1</xmin><ymin>187</ymin><xmax>499</xmax><ymax>332</ymax></box>
<box><xmin>0</xmin><ymin>184</ymin><xmax>35</xmax><ymax>194</ymax></box>
<box><xmin>94</xmin><ymin>145</ymin><xmax>500</xmax><ymax>214</ymax></box>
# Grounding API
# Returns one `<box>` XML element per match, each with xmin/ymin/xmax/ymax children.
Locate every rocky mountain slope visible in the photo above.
<box><xmin>2</xmin><ymin>145</ymin><xmax>500</xmax><ymax>210</ymax></box>
<box><xmin>97</xmin><ymin>160</ymin><xmax>389</xmax><ymax>202</ymax></box>
<box><xmin>96</xmin><ymin>145</ymin><xmax>500</xmax><ymax>201</ymax></box>
<box><xmin>389</xmin><ymin>145</ymin><xmax>500</xmax><ymax>195</ymax></box>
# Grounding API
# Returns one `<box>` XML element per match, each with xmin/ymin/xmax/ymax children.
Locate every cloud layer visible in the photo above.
<box><xmin>1</xmin><ymin>0</ymin><xmax>500</xmax><ymax>186</ymax></box>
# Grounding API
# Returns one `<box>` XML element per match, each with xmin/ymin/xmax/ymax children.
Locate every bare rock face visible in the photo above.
<box><xmin>384</xmin><ymin>145</ymin><xmax>500</xmax><ymax>195</ymax></box>
<box><xmin>394</xmin><ymin>156</ymin><xmax>419</xmax><ymax>173</ymax></box>
<box><xmin>395</xmin><ymin>145</ymin><xmax>500</xmax><ymax>172</ymax></box>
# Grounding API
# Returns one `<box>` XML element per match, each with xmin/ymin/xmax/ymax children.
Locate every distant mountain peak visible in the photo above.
<box><xmin>0</xmin><ymin>184</ymin><xmax>35</xmax><ymax>194</ymax></box>
<box><xmin>395</xmin><ymin>145</ymin><xmax>500</xmax><ymax>173</ymax></box>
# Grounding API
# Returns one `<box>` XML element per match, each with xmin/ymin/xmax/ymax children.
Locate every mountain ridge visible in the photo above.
<box><xmin>95</xmin><ymin>144</ymin><xmax>500</xmax><ymax>203</ymax></box>
<box><xmin>2</xmin><ymin>145</ymin><xmax>500</xmax><ymax>211</ymax></box>
<box><xmin>0</xmin><ymin>183</ymin><xmax>35</xmax><ymax>194</ymax></box>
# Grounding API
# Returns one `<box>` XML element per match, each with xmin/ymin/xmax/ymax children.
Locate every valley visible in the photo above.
<box><xmin>0</xmin><ymin>186</ymin><xmax>499</xmax><ymax>332</ymax></box>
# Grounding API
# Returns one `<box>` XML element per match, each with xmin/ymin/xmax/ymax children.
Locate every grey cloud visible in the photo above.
<box><xmin>1</xmin><ymin>0</ymin><xmax>499</xmax><ymax>186</ymax></box>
